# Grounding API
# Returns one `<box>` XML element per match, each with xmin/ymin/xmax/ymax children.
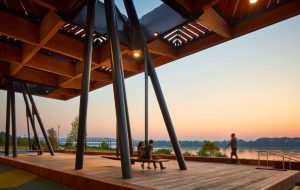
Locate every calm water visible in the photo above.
<box><xmin>179</xmin><ymin>147</ymin><xmax>300</xmax><ymax>160</ymax></box>
<box><xmin>2</xmin><ymin>143</ymin><xmax>299</xmax><ymax>161</ymax></box>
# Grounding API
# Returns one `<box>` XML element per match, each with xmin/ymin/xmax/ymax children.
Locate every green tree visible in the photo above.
<box><xmin>47</xmin><ymin>128</ymin><xmax>57</xmax><ymax>149</ymax></box>
<box><xmin>183</xmin><ymin>150</ymin><xmax>193</xmax><ymax>156</ymax></box>
<box><xmin>0</xmin><ymin>134</ymin><xmax>5</xmax><ymax>146</ymax></box>
<box><xmin>197</xmin><ymin>141</ymin><xmax>227</xmax><ymax>157</ymax></box>
<box><xmin>99</xmin><ymin>141</ymin><xmax>110</xmax><ymax>150</ymax></box>
<box><xmin>65</xmin><ymin>116</ymin><xmax>79</xmax><ymax>149</ymax></box>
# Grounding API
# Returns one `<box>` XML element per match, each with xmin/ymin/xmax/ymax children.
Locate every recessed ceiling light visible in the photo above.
<box><xmin>249</xmin><ymin>0</ymin><xmax>258</xmax><ymax>4</ymax></box>
<box><xmin>133</xmin><ymin>50</ymin><xmax>141</xmax><ymax>58</ymax></box>
<box><xmin>153</xmin><ymin>32</ymin><xmax>159</xmax><ymax>37</ymax></box>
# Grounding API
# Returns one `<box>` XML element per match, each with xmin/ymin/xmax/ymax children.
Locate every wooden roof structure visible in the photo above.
<box><xmin>0</xmin><ymin>0</ymin><xmax>300</xmax><ymax>100</ymax></box>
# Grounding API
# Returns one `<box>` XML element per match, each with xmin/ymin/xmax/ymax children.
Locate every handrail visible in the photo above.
<box><xmin>257</xmin><ymin>150</ymin><xmax>300</xmax><ymax>170</ymax></box>
<box><xmin>270</xmin><ymin>150</ymin><xmax>300</xmax><ymax>160</ymax></box>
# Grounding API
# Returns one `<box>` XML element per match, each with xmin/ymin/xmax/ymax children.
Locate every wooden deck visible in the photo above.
<box><xmin>1</xmin><ymin>153</ymin><xmax>299</xmax><ymax>190</ymax></box>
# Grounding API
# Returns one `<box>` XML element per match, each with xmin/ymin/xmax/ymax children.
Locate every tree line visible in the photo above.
<box><xmin>153</xmin><ymin>138</ymin><xmax>300</xmax><ymax>148</ymax></box>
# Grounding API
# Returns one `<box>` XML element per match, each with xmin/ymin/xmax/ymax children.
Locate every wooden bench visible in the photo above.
<box><xmin>102</xmin><ymin>156</ymin><xmax>169</xmax><ymax>170</ymax></box>
<box><xmin>27</xmin><ymin>150</ymin><xmax>43</xmax><ymax>155</ymax></box>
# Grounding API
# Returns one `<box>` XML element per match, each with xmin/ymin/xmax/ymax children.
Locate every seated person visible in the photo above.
<box><xmin>142</xmin><ymin>139</ymin><xmax>166</xmax><ymax>169</ymax></box>
<box><xmin>137</xmin><ymin>141</ymin><xmax>145</xmax><ymax>169</ymax></box>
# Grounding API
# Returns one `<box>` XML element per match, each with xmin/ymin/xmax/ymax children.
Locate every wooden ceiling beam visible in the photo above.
<box><xmin>198</xmin><ymin>7</ymin><xmax>230</xmax><ymax>38</ymax></box>
<box><xmin>26</xmin><ymin>53</ymin><xmax>75</xmax><ymax>77</ymax></box>
<box><xmin>0</xmin><ymin>12</ymin><xmax>138</xmax><ymax>76</ymax></box>
<box><xmin>0</xmin><ymin>42</ymin><xmax>21</xmax><ymax>64</ymax></box>
<box><xmin>0</xmin><ymin>43</ymin><xmax>76</xmax><ymax>78</ymax></box>
<box><xmin>32</xmin><ymin>0</ymin><xmax>82</xmax><ymax>12</ymax></box>
<box><xmin>11</xmin><ymin>10</ymin><xmax>65</xmax><ymax>76</ymax></box>
<box><xmin>0</xmin><ymin>12</ymin><xmax>39</xmax><ymax>45</ymax></box>
<box><xmin>49</xmin><ymin>88</ymin><xmax>79</xmax><ymax>96</ymax></box>
<box><xmin>0</xmin><ymin>62</ymin><xmax>9</xmax><ymax>76</ymax></box>
<box><xmin>90</xmin><ymin>71</ymin><xmax>112</xmax><ymax>82</ymax></box>
<box><xmin>60</xmin><ymin>79</ymin><xmax>81</xmax><ymax>89</ymax></box>
<box><xmin>230</xmin><ymin>0</ymin><xmax>300</xmax><ymax>37</ymax></box>
<box><xmin>45</xmin><ymin>33</ymin><xmax>100</xmax><ymax>65</ymax></box>
<box><xmin>148</xmin><ymin>39</ymin><xmax>177</xmax><ymax>58</ymax></box>
<box><xmin>178</xmin><ymin>0</ymin><xmax>300</xmax><ymax>57</ymax></box>
<box><xmin>15</xmin><ymin>67</ymin><xmax>58</xmax><ymax>87</ymax></box>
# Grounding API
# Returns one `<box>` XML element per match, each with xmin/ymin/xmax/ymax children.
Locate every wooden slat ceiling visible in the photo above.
<box><xmin>0</xmin><ymin>0</ymin><xmax>299</xmax><ymax>100</ymax></box>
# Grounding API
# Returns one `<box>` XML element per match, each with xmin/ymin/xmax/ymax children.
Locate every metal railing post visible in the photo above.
<box><xmin>258</xmin><ymin>151</ymin><xmax>261</xmax><ymax>168</ymax></box>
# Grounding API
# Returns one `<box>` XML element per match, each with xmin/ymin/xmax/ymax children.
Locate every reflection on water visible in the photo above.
<box><xmin>180</xmin><ymin>147</ymin><xmax>300</xmax><ymax>160</ymax></box>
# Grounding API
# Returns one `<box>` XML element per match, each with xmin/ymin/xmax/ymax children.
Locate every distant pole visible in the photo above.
<box><xmin>57</xmin><ymin>125</ymin><xmax>60</xmax><ymax>147</ymax></box>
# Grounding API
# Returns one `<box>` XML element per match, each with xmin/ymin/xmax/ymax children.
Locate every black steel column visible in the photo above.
<box><xmin>123</xmin><ymin>84</ymin><xmax>134</xmax><ymax>156</ymax></box>
<box><xmin>147</xmin><ymin>53</ymin><xmax>186</xmax><ymax>170</ymax></box>
<box><xmin>105</xmin><ymin>0</ymin><xmax>132</xmax><ymax>179</ymax></box>
<box><xmin>144</xmin><ymin>49</ymin><xmax>149</xmax><ymax>145</ymax></box>
<box><xmin>116</xmin><ymin>123</ymin><xmax>120</xmax><ymax>157</ymax></box>
<box><xmin>5</xmin><ymin>80</ymin><xmax>11</xmax><ymax>156</ymax></box>
<box><xmin>26</xmin><ymin>109</ymin><xmax>32</xmax><ymax>150</ymax></box>
<box><xmin>24</xmin><ymin>84</ymin><xmax>54</xmax><ymax>155</ymax></box>
<box><xmin>75</xmin><ymin>0</ymin><xmax>96</xmax><ymax>170</ymax></box>
<box><xmin>11</xmin><ymin>82</ymin><xmax>17</xmax><ymax>157</ymax></box>
<box><xmin>124</xmin><ymin>0</ymin><xmax>187</xmax><ymax>170</ymax></box>
<box><xmin>21</xmin><ymin>86</ymin><xmax>42</xmax><ymax>151</ymax></box>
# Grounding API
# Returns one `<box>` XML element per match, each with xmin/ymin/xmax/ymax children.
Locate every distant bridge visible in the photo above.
<box><xmin>58</xmin><ymin>137</ymin><xmax>140</xmax><ymax>144</ymax></box>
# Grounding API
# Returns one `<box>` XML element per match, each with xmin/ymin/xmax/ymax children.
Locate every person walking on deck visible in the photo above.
<box><xmin>225</xmin><ymin>133</ymin><xmax>240</xmax><ymax>164</ymax></box>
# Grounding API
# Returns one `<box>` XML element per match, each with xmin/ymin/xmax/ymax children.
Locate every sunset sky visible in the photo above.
<box><xmin>0</xmin><ymin>2</ymin><xmax>299</xmax><ymax>141</ymax></box>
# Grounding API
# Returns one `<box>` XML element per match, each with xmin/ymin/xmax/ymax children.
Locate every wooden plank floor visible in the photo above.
<box><xmin>1</xmin><ymin>153</ymin><xmax>299</xmax><ymax>190</ymax></box>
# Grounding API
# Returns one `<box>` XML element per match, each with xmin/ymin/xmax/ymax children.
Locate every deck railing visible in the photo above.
<box><xmin>258</xmin><ymin>150</ymin><xmax>300</xmax><ymax>170</ymax></box>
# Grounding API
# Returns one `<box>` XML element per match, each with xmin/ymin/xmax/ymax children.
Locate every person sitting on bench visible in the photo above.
<box><xmin>137</xmin><ymin>141</ymin><xmax>147</xmax><ymax>169</ymax></box>
<box><xmin>142</xmin><ymin>139</ymin><xmax>166</xmax><ymax>169</ymax></box>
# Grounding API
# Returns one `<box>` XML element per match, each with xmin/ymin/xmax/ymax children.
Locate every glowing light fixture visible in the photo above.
<box><xmin>249</xmin><ymin>0</ymin><xmax>258</xmax><ymax>4</ymax></box>
<box><xmin>153</xmin><ymin>32</ymin><xmax>159</xmax><ymax>37</ymax></box>
<box><xmin>133</xmin><ymin>50</ymin><xmax>141</xmax><ymax>58</ymax></box>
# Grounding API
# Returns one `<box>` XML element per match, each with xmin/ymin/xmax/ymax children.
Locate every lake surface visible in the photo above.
<box><xmin>3</xmin><ymin>142</ymin><xmax>299</xmax><ymax>161</ymax></box>
<box><xmin>179</xmin><ymin>147</ymin><xmax>300</xmax><ymax>160</ymax></box>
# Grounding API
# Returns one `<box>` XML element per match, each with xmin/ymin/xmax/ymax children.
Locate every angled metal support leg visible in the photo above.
<box><xmin>123</xmin><ymin>84</ymin><xmax>134</xmax><ymax>156</ymax></box>
<box><xmin>24</xmin><ymin>84</ymin><xmax>54</xmax><ymax>155</ymax></box>
<box><xmin>146</xmin><ymin>53</ymin><xmax>187</xmax><ymax>170</ymax></box>
<box><xmin>123</xmin><ymin>0</ymin><xmax>187</xmax><ymax>170</ymax></box>
<box><xmin>11</xmin><ymin>81</ymin><xmax>17</xmax><ymax>157</ymax></box>
<box><xmin>26</xmin><ymin>109</ymin><xmax>32</xmax><ymax>150</ymax></box>
<box><xmin>21</xmin><ymin>85</ymin><xmax>42</xmax><ymax>152</ymax></box>
<box><xmin>105</xmin><ymin>0</ymin><xmax>132</xmax><ymax>179</ymax></box>
<box><xmin>75</xmin><ymin>0</ymin><xmax>96</xmax><ymax>170</ymax></box>
<box><xmin>5</xmin><ymin>79</ymin><xmax>11</xmax><ymax>156</ymax></box>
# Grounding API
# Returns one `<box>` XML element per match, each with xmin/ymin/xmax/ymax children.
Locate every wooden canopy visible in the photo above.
<box><xmin>0</xmin><ymin>0</ymin><xmax>299</xmax><ymax>100</ymax></box>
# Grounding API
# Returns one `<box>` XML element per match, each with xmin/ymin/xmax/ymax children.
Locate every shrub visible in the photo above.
<box><xmin>99</xmin><ymin>141</ymin><xmax>111</xmax><ymax>150</ymax></box>
<box><xmin>197</xmin><ymin>140</ymin><xmax>227</xmax><ymax>157</ymax></box>
<box><xmin>154</xmin><ymin>148</ymin><xmax>172</xmax><ymax>155</ymax></box>
<box><xmin>183</xmin><ymin>150</ymin><xmax>193</xmax><ymax>156</ymax></box>
<box><xmin>215</xmin><ymin>151</ymin><xmax>227</xmax><ymax>158</ymax></box>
